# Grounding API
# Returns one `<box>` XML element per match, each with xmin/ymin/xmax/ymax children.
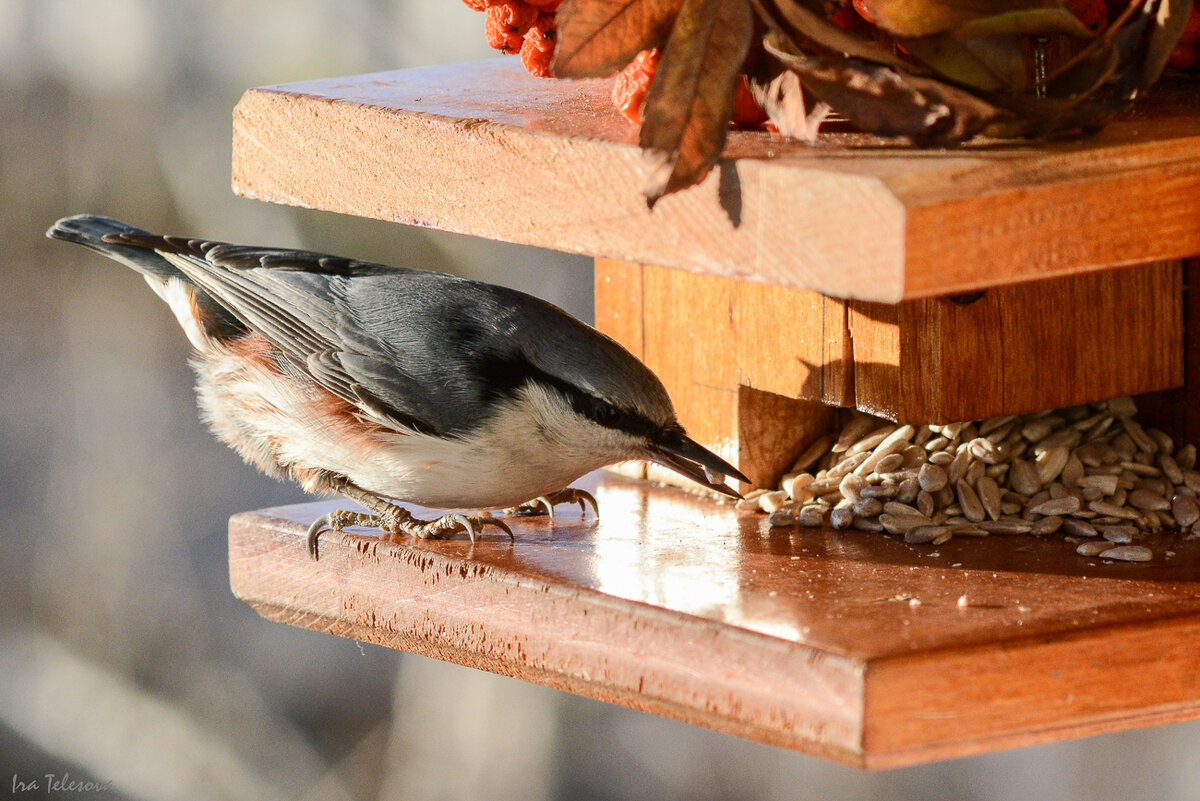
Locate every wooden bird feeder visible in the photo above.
<box><xmin>227</xmin><ymin>58</ymin><xmax>1200</xmax><ymax>768</ymax></box>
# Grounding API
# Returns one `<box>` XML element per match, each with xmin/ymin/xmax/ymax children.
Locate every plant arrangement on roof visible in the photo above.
<box><xmin>462</xmin><ymin>0</ymin><xmax>1199</xmax><ymax>203</ymax></box>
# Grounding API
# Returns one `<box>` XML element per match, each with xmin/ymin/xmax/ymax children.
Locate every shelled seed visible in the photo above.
<box><xmin>741</xmin><ymin>397</ymin><xmax>1200</xmax><ymax>563</ymax></box>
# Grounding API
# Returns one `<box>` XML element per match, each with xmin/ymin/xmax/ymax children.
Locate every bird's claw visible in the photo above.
<box><xmin>503</xmin><ymin>488</ymin><xmax>599</xmax><ymax>520</ymax></box>
<box><xmin>306</xmin><ymin>504</ymin><xmax>515</xmax><ymax>559</ymax></box>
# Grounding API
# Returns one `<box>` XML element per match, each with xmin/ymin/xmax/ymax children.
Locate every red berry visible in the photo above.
<box><xmin>1167</xmin><ymin>40</ymin><xmax>1199</xmax><ymax>70</ymax></box>
<box><xmin>1179</xmin><ymin>2</ymin><xmax>1200</xmax><ymax>45</ymax></box>
<box><xmin>851</xmin><ymin>0</ymin><xmax>876</xmax><ymax>25</ymax></box>
<box><xmin>1068</xmin><ymin>0</ymin><xmax>1108</xmax><ymax>32</ymax></box>
<box><xmin>731</xmin><ymin>77</ymin><xmax>768</xmax><ymax>127</ymax></box>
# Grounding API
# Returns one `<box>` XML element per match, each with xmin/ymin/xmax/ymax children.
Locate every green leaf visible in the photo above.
<box><xmin>639</xmin><ymin>0</ymin><xmax>754</xmax><ymax>205</ymax></box>
<box><xmin>552</xmin><ymin>0</ymin><xmax>685</xmax><ymax>78</ymax></box>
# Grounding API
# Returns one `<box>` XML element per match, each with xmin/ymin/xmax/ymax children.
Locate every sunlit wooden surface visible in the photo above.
<box><xmin>231</xmin><ymin>59</ymin><xmax>1200</xmax><ymax>302</ymax></box>
<box><xmin>229</xmin><ymin>473</ymin><xmax>1200</xmax><ymax>768</ymax></box>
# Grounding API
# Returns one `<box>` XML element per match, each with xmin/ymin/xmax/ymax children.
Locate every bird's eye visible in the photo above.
<box><xmin>593</xmin><ymin>401</ymin><xmax>619</xmax><ymax>426</ymax></box>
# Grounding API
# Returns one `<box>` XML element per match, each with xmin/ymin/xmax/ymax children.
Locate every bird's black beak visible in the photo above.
<box><xmin>642</xmin><ymin>429</ymin><xmax>749</xmax><ymax>499</ymax></box>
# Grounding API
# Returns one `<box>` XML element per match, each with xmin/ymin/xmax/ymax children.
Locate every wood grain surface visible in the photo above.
<box><xmin>229</xmin><ymin>474</ymin><xmax>1200</xmax><ymax>768</ymax></box>
<box><xmin>231</xmin><ymin>60</ymin><xmax>1200</xmax><ymax>302</ymax></box>
<box><xmin>596</xmin><ymin>259</ymin><xmax>1184</xmax><ymax>487</ymax></box>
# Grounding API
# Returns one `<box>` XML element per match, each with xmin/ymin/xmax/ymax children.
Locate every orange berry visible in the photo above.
<box><xmin>851</xmin><ymin>0</ymin><xmax>876</xmax><ymax>25</ymax></box>
<box><xmin>520</xmin><ymin>26</ymin><xmax>556</xmax><ymax>77</ymax></box>
<box><xmin>485</xmin><ymin>2</ymin><xmax>538</xmax><ymax>53</ymax></box>
<box><xmin>612</xmin><ymin>49</ymin><xmax>660</xmax><ymax>125</ymax></box>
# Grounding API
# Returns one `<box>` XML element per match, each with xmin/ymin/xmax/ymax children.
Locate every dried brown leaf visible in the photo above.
<box><xmin>764</xmin><ymin>40</ymin><xmax>1010</xmax><ymax>143</ymax></box>
<box><xmin>754</xmin><ymin>0</ymin><xmax>911</xmax><ymax>69</ymax></box>
<box><xmin>856</xmin><ymin>0</ymin><xmax>1077</xmax><ymax>38</ymax></box>
<box><xmin>639</xmin><ymin>0</ymin><xmax>753</xmax><ymax>205</ymax></box>
<box><xmin>552</xmin><ymin>0</ymin><xmax>685</xmax><ymax>78</ymax></box>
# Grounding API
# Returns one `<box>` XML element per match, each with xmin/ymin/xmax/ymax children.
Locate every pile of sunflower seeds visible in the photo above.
<box><xmin>739</xmin><ymin>397</ymin><xmax>1200</xmax><ymax>562</ymax></box>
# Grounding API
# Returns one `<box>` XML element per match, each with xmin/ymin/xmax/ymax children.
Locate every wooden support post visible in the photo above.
<box><xmin>598</xmin><ymin>258</ymin><xmax>1185</xmax><ymax>488</ymax></box>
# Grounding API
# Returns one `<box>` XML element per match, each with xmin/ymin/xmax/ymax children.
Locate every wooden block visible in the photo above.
<box><xmin>229</xmin><ymin>480</ymin><xmax>1200</xmax><ymax>768</ymax></box>
<box><xmin>232</xmin><ymin>61</ymin><xmax>1200</xmax><ymax>302</ymax></box>
<box><xmin>1136</xmin><ymin>258</ymin><xmax>1200</xmax><ymax>445</ymax></box>
<box><xmin>597</xmin><ymin>260</ymin><xmax>1184</xmax><ymax>486</ymax></box>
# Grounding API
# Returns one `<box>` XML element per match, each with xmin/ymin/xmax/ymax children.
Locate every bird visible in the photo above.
<box><xmin>48</xmin><ymin>215</ymin><xmax>748</xmax><ymax>558</ymax></box>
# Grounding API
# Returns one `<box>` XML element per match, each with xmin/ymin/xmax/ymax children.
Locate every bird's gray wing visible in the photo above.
<box><xmin>143</xmin><ymin>239</ymin><xmax>501</xmax><ymax>436</ymax></box>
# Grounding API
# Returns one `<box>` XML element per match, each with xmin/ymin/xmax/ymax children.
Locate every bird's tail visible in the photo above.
<box><xmin>46</xmin><ymin>214</ymin><xmax>181</xmax><ymax>282</ymax></box>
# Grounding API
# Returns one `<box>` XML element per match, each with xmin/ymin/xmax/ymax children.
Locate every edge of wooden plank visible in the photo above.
<box><xmin>228</xmin><ymin>503</ymin><xmax>870</xmax><ymax>765</ymax></box>
<box><xmin>863</xmin><ymin>613</ymin><xmax>1200</xmax><ymax>768</ymax></box>
<box><xmin>231</xmin><ymin>61</ymin><xmax>1200</xmax><ymax>301</ymax></box>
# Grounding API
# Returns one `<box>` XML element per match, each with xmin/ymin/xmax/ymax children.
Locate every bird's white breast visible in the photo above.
<box><xmin>194</xmin><ymin>344</ymin><xmax>638</xmax><ymax>510</ymax></box>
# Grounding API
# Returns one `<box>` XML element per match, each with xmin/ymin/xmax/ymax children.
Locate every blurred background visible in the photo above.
<box><xmin>3</xmin><ymin>1</ymin><xmax>1200</xmax><ymax>798</ymax></box>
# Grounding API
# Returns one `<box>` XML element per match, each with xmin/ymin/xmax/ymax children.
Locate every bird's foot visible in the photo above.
<box><xmin>503</xmin><ymin>488</ymin><xmax>599</xmax><ymax>520</ymax></box>
<box><xmin>306</xmin><ymin>503</ymin><xmax>513</xmax><ymax>560</ymax></box>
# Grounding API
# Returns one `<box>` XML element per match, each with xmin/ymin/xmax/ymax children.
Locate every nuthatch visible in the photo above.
<box><xmin>49</xmin><ymin>215</ymin><xmax>747</xmax><ymax>558</ymax></box>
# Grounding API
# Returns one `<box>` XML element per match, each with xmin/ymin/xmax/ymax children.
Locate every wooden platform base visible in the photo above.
<box><xmin>229</xmin><ymin>473</ymin><xmax>1200</xmax><ymax>769</ymax></box>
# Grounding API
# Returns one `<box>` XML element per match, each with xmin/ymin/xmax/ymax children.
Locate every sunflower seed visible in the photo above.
<box><xmin>905</xmin><ymin>525</ymin><xmax>949</xmax><ymax>544</ymax></box>
<box><xmin>879</xmin><ymin>513</ymin><xmax>933</xmax><ymax>535</ymax></box>
<box><xmin>1030</xmin><ymin>496</ymin><xmax>1081</xmax><ymax>516</ymax></box>
<box><xmin>1076</xmin><ymin>540</ymin><xmax>1112</xmax><ymax>556</ymax></box>
<box><xmin>1173</xmin><ymin>495</ymin><xmax>1200</xmax><ymax>528</ymax></box>
<box><xmin>830</xmin><ymin>506</ymin><xmax>855</xmax><ymax>529</ymax></box>
<box><xmin>1176</xmin><ymin>444</ymin><xmax>1197</xmax><ymax>471</ymax></box>
<box><xmin>853</xmin><ymin>497</ymin><xmax>884</xmax><ymax>517</ymax></box>
<box><xmin>1128</xmin><ymin>489</ymin><xmax>1170</xmax><ymax>511</ymax></box>
<box><xmin>1121</xmin><ymin>418</ymin><xmax>1157</xmax><ymax>453</ymax></box>
<box><xmin>833</xmin><ymin>417</ymin><xmax>882</xmax><ymax>453</ymax></box>
<box><xmin>1077</xmin><ymin>474</ymin><xmax>1119</xmax><ymax>495</ymax></box>
<box><xmin>1160</xmin><ymin>454</ymin><xmax>1184</xmax><ymax>486</ymax></box>
<box><xmin>768</xmin><ymin>508</ymin><xmax>796</xmax><ymax>527</ymax></box>
<box><xmin>1100</xmin><ymin>525</ymin><xmax>1138</xmax><ymax>543</ymax></box>
<box><xmin>977</xmin><ymin>476</ymin><xmax>1002</xmax><ymax>520</ymax></box>
<box><xmin>1099</xmin><ymin>545</ymin><xmax>1152</xmax><ymax>562</ymax></box>
<box><xmin>1035</xmin><ymin>447</ymin><xmax>1070</xmax><ymax>484</ymax></box>
<box><xmin>758</xmin><ymin>490</ymin><xmax>789</xmax><ymax>513</ymax></box>
<box><xmin>1062</xmin><ymin>518</ymin><xmax>1098</xmax><ymax>537</ymax></box>
<box><xmin>1106</xmin><ymin>397</ymin><xmax>1138</xmax><ymax>418</ymax></box>
<box><xmin>1031</xmin><ymin>515</ymin><xmax>1064</xmax><ymax>535</ymax></box>
<box><xmin>979</xmin><ymin>519</ymin><xmax>1033</xmax><ymax>535</ymax></box>
<box><xmin>798</xmin><ymin>505</ymin><xmax>825</xmax><ymax>527</ymax></box>
<box><xmin>956</xmin><ymin>479</ymin><xmax>986</xmax><ymax>522</ymax></box>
